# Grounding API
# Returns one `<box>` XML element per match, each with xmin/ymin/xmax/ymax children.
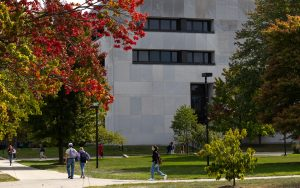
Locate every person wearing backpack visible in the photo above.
<box><xmin>78</xmin><ymin>147</ymin><xmax>90</xmax><ymax>178</ymax></box>
<box><xmin>148</xmin><ymin>145</ymin><xmax>167</xmax><ymax>181</ymax></box>
<box><xmin>65</xmin><ymin>143</ymin><xmax>78</xmax><ymax>179</ymax></box>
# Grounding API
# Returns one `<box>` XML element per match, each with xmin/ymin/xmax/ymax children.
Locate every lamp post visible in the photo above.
<box><xmin>91</xmin><ymin>102</ymin><xmax>99</xmax><ymax>168</ymax></box>
<box><xmin>202</xmin><ymin>72</ymin><xmax>212</xmax><ymax>166</ymax></box>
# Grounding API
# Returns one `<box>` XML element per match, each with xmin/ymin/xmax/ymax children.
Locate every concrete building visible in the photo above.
<box><xmin>103</xmin><ymin>0</ymin><xmax>274</xmax><ymax>145</ymax></box>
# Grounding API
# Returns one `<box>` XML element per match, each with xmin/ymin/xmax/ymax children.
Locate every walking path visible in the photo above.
<box><xmin>0</xmin><ymin>158</ymin><xmax>300</xmax><ymax>188</ymax></box>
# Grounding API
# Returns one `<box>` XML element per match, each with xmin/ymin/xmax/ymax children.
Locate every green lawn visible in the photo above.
<box><xmin>19</xmin><ymin>154</ymin><xmax>300</xmax><ymax>180</ymax></box>
<box><xmin>0</xmin><ymin>173</ymin><xmax>18</xmax><ymax>182</ymax></box>
<box><xmin>92</xmin><ymin>177</ymin><xmax>300</xmax><ymax>188</ymax></box>
<box><xmin>0</xmin><ymin>144</ymin><xmax>293</xmax><ymax>159</ymax></box>
<box><xmin>0</xmin><ymin>145</ymin><xmax>155</xmax><ymax>159</ymax></box>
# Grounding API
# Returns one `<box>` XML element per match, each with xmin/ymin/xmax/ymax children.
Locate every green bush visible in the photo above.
<box><xmin>199</xmin><ymin>129</ymin><xmax>257</xmax><ymax>187</ymax></box>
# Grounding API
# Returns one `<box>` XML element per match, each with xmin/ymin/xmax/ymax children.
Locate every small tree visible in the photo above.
<box><xmin>171</xmin><ymin>105</ymin><xmax>198</xmax><ymax>154</ymax></box>
<box><xmin>199</xmin><ymin>129</ymin><xmax>257</xmax><ymax>187</ymax></box>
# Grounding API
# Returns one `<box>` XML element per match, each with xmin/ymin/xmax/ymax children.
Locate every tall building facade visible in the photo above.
<box><xmin>103</xmin><ymin>0</ymin><xmax>256</xmax><ymax>145</ymax></box>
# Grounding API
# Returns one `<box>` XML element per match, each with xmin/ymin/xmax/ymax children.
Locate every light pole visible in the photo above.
<box><xmin>91</xmin><ymin>102</ymin><xmax>99</xmax><ymax>168</ymax></box>
<box><xmin>202</xmin><ymin>72</ymin><xmax>212</xmax><ymax>166</ymax></box>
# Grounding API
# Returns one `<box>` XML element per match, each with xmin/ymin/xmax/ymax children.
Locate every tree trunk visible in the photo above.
<box><xmin>258</xmin><ymin>134</ymin><xmax>262</xmax><ymax>145</ymax></box>
<box><xmin>186</xmin><ymin>142</ymin><xmax>189</xmax><ymax>155</ymax></box>
<box><xmin>233</xmin><ymin>178</ymin><xmax>236</xmax><ymax>187</ymax></box>
<box><xmin>58</xmin><ymin>137</ymin><xmax>64</xmax><ymax>164</ymax></box>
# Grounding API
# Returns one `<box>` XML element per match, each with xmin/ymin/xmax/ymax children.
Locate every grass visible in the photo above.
<box><xmin>89</xmin><ymin>177</ymin><xmax>300</xmax><ymax>188</ymax></box>
<box><xmin>19</xmin><ymin>154</ymin><xmax>300</xmax><ymax>180</ymax></box>
<box><xmin>0</xmin><ymin>173</ymin><xmax>18</xmax><ymax>182</ymax></box>
<box><xmin>0</xmin><ymin>145</ymin><xmax>155</xmax><ymax>159</ymax></box>
<box><xmin>0</xmin><ymin>144</ymin><xmax>293</xmax><ymax>159</ymax></box>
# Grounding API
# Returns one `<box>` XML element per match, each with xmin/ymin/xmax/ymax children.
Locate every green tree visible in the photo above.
<box><xmin>27</xmin><ymin>89</ymin><xmax>124</xmax><ymax>164</ymax></box>
<box><xmin>0</xmin><ymin>3</ymin><xmax>41</xmax><ymax>140</ymax></box>
<box><xmin>257</xmin><ymin>15</ymin><xmax>300</xmax><ymax>138</ymax></box>
<box><xmin>210</xmin><ymin>0</ymin><xmax>300</xmax><ymax>141</ymax></box>
<box><xmin>171</xmin><ymin>105</ymin><xmax>198</xmax><ymax>154</ymax></box>
<box><xmin>199</xmin><ymin>129</ymin><xmax>257</xmax><ymax>187</ymax></box>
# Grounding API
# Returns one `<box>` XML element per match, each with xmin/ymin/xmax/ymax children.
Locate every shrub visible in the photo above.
<box><xmin>199</xmin><ymin>129</ymin><xmax>257</xmax><ymax>187</ymax></box>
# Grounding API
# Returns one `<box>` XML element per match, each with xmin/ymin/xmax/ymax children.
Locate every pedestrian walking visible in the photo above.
<box><xmin>39</xmin><ymin>145</ymin><xmax>47</xmax><ymax>159</ymax></box>
<box><xmin>78</xmin><ymin>147</ymin><xmax>90</xmax><ymax>178</ymax></box>
<box><xmin>167</xmin><ymin>142</ymin><xmax>175</xmax><ymax>154</ymax></box>
<box><xmin>7</xmin><ymin>144</ymin><xmax>14</xmax><ymax>166</ymax></box>
<box><xmin>148</xmin><ymin>145</ymin><xmax>167</xmax><ymax>181</ymax></box>
<box><xmin>65</xmin><ymin>143</ymin><xmax>78</xmax><ymax>179</ymax></box>
<box><xmin>98</xmin><ymin>143</ymin><xmax>103</xmax><ymax>158</ymax></box>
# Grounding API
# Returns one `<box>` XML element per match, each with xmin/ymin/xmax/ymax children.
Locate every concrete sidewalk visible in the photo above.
<box><xmin>0</xmin><ymin>159</ymin><xmax>147</xmax><ymax>188</ymax></box>
<box><xmin>1</xmin><ymin>159</ymin><xmax>300</xmax><ymax>188</ymax></box>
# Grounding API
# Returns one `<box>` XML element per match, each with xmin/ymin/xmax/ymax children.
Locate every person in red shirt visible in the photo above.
<box><xmin>98</xmin><ymin>143</ymin><xmax>103</xmax><ymax>158</ymax></box>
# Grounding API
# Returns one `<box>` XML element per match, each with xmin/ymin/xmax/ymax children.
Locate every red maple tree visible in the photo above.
<box><xmin>3</xmin><ymin>0</ymin><xmax>146</xmax><ymax>110</ymax></box>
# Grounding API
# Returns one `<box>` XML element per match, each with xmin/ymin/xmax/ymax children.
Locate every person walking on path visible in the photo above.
<box><xmin>65</xmin><ymin>143</ymin><xmax>78</xmax><ymax>179</ymax></box>
<box><xmin>149</xmin><ymin>145</ymin><xmax>167</xmax><ymax>181</ymax></box>
<box><xmin>39</xmin><ymin>145</ymin><xmax>47</xmax><ymax>159</ymax></box>
<box><xmin>7</xmin><ymin>144</ymin><xmax>14</xmax><ymax>166</ymax></box>
<box><xmin>98</xmin><ymin>143</ymin><xmax>104</xmax><ymax>159</ymax></box>
<box><xmin>78</xmin><ymin>147</ymin><xmax>90</xmax><ymax>178</ymax></box>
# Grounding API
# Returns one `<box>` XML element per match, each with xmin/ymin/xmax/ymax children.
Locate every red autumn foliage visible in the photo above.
<box><xmin>3</xmin><ymin>0</ymin><xmax>146</xmax><ymax>110</ymax></box>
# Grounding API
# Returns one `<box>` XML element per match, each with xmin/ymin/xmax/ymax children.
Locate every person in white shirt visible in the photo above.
<box><xmin>65</xmin><ymin>143</ymin><xmax>77</xmax><ymax>179</ymax></box>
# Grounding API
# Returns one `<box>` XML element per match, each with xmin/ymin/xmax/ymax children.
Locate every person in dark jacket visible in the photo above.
<box><xmin>78</xmin><ymin>147</ymin><xmax>90</xmax><ymax>178</ymax></box>
<box><xmin>7</xmin><ymin>144</ymin><xmax>14</xmax><ymax>166</ymax></box>
<box><xmin>149</xmin><ymin>145</ymin><xmax>167</xmax><ymax>181</ymax></box>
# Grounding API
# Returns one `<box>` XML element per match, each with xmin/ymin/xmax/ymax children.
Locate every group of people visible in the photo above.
<box><xmin>7</xmin><ymin>142</ymin><xmax>169</xmax><ymax>181</ymax></box>
<box><xmin>65</xmin><ymin>143</ymin><xmax>90</xmax><ymax>179</ymax></box>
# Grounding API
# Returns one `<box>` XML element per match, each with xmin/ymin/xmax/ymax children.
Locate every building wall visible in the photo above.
<box><xmin>104</xmin><ymin>0</ymin><xmax>256</xmax><ymax>145</ymax></box>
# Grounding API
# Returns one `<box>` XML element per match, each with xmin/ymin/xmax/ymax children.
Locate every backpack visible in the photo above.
<box><xmin>80</xmin><ymin>152</ymin><xmax>89</xmax><ymax>163</ymax></box>
<box><xmin>158</xmin><ymin>153</ymin><xmax>162</xmax><ymax>165</ymax></box>
<box><xmin>69</xmin><ymin>148</ymin><xmax>78</xmax><ymax>159</ymax></box>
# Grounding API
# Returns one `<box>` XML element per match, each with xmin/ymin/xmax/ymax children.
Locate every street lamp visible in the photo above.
<box><xmin>202</xmin><ymin>72</ymin><xmax>213</xmax><ymax>166</ymax></box>
<box><xmin>91</xmin><ymin>102</ymin><xmax>99</xmax><ymax>168</ymax></box>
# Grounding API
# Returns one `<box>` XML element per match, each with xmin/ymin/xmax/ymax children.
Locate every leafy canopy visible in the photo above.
<box><xmin>0</xmin><ymin>0</ymin><xmax>146</xmax><ymax>139</ymax></box>
<box><xmin>257</xmin><ymin>15</ymin><xmax>300</xmax><ymax>137</ymax></box>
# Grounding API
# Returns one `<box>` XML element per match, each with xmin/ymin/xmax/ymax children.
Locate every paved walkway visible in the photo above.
<box><xmin>0</xmin><ymin>159</ymin><xmax>300</xmax><ymax>188</ymax></box>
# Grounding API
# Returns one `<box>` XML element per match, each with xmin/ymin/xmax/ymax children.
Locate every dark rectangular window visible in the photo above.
<box><xmin>193</xmin><ymin>21</ymin><xmax>202</xmax><ymax>32</ymax></box>
<box><xmin>149</xmin><ymin>19</ymin><xmax>159</xmax><ymax>30</ymax></box>
<box><xmin>138</xmin><ymin>51</ymin><xmax>149</xmax><ymax>62</ymax></box>
<box><xmin>187</xmin><ymin>52</ymin><xmax>193</xmax><ymax>63</ymax></box>
<box><xmin>145</xmin><ymin>18</ymin><xmax>213</xmax><ymax>33</ymax></box>
<box><xmin>171</xmin><ymin>20</ymin><xmax>177</xmax><ymax>31</ymax></box>
<box><xmin>150</xmin><ymin>51</ymin><xmax>160</xmax><ymax>62</ymax></box>
<box><xmin>161</xmin><ymin>19</ymin><xmax>171</xmax><ymax>30</ymax></box>
<box><xmin>186</xmin><ymin>21</ymin><xmax>192</xmax><ymax>31</ymax></box>
<box><xmin>133</xmin><ymin>51</ymin><xmax>138</xmax><ymax>62</ymax></box>
<box><xmin>133</xmin><ymin>50</ymin><xmax>214</xmax><ymax>65</ymax></box>
<box><xmin>161</xmin><ymin>51</ymin><xmax>171</xmax><ymax>62</ymax></box>
<box><xmin>194</xmin><ymin>52</ymin><xmax>203</xmax><ymax>63</ymax></box>
<box><xmin>191</xmin><ymin>84</ymin><xmax>206</xmax><ymax>124</ymax></box>
<box><xmin>171</xmin><ymin>52</ymin><xmax>178</xmax><ymax>62</ymax></box>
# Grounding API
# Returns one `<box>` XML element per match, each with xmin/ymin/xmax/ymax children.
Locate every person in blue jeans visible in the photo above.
<box><xmin>65</xmin><ymin>143</ymin><xmax>78</xmax><ymax>179</ymax></box>
<box><xmin>7</xmin><ymin>144</ymin><xmax>14</xmax><ymax>166</ymax></box>
<box><xmin>78</xmin><ymin>147</ymin><xmax>90</xmax><ymax>178</ymax></box>
<box><xmin>149</xmin><ymin>145</ymin><xmax>167</xmax><ymax>181</ymax></box>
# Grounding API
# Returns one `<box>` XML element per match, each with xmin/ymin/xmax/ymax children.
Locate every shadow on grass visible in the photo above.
<box><xmin>118</xmin><ymin>164</ymin><xmax>207</xmax><ymax>176</ymax></box>
<box><xmin>161</xmin><ymin>155</ymin><xmax>203</xmax><ymax>162</ymax></box>
<box><xmin>20</xmin><ymin>160</ymin><xmax>64</xmax><ymax>170</ymax></box>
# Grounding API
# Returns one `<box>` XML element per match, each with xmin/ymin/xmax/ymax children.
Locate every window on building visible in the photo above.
<box><xmin>149</xmin><ymin>51</ymin><xmax>160</xmax><ymax>62</ymax></box>
<box><xmin>133</xmin><ymin>50</ymin><xmax>214</xmax><ymax>65</ymax></box>
<box><xmin>138</xmin><ymin>51</ymin><xmax>149</xmax><ymax>62</ymax></box>
<box><xmin>182</xmin><ymin>51</ymin><xmax>213</xmax><ymax>64</ymax></box>
<box><xmin>145</xmin><ymin>18</ymin><xmax>213</xmax><ymax>33</ymax></box>
<box><xmin>191</xmin><ymin>84</ymin><xmax>206</xmax><ymax>124</ymax></box>
<box><xmin>185</xmin><ymin>20</ymin><xmax>213</xmax><ymax>33</ymax></box>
